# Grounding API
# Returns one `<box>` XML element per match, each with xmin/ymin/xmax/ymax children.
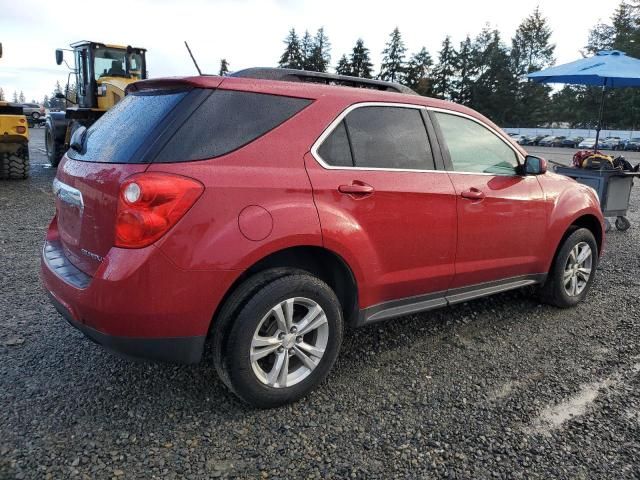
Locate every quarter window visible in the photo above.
<box><xmin>434</xmin><ymin>112</ymin><xmax>518</xmax><ymax>175</ymax></box>
<box><xmin>317</xmin><ymin>121</ymin><xmax>353</xmax><ymax>167</ymax></box>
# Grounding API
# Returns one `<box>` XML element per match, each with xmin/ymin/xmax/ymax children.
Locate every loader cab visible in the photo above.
<box><xmin>56</xmin><ymin>41</ymin><xmax>147</xmax><ymax>110</ymax></box>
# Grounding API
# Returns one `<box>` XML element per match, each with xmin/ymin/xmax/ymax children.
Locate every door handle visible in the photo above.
<box><xmin>460</xmin><ymin>188</ymin><xmax>485</xmax><ymax>200</ymax></box>
<box><xmin>338</xmin><ymin>182</ymin><xmax>374</xmax><ymax>196</ymax></box>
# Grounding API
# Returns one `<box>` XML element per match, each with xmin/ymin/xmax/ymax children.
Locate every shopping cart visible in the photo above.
<box><xmin>554</xmin><ymin>165</ymin><xmax>639</xmax><ymax>231</ymax></box>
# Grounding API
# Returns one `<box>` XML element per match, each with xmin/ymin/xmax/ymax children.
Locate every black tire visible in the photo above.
<box><xmin>540</xmin><ymin>228</ymin><xmax>598</xmax><ymax>308</ymax></box>
<box><xmin>31</xmin><ymin>112</ymin><xmax>40</xmax><ymax>120</ymax></box>
<box><xmin>0</xmin><ymin>147</ymin><xmax>30</xmax><ymax>180</ymax></box>
<box><xmin>615</xmin><ymin>216</ymin><xmax>631</xmax><ymax>231</ymax></box>
<box><xmin>217</xmin><ymin>271</ymin><xmax>343</xmax><ymax>408</ymax></box>
<box><xmin>45</xmin><ymin>124</ymin><xmax>64</xmax><ymax>168</ymax></box>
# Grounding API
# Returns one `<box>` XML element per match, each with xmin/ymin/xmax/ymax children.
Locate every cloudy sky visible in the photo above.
<box><xmin>0</xmin><ymin>0</ymin><xmax>619</xmax><ymax>102</ymax></box>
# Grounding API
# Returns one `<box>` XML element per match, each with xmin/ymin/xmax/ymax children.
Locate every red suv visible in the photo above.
<box><xmin>41</xmin><ymin>68</ymin><xmax>604</xmax><ymax>407</ymax></box>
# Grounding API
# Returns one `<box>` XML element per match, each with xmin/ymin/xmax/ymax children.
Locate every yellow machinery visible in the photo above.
<box><xmin>45</xmin><ymin>41</ymin><xmax>147</xmax><ymax>166</ymax></box>
<box><xmin>0</xmin><ymin>42</ymin><xmax>30</xmax><ymax>179</ymax></box>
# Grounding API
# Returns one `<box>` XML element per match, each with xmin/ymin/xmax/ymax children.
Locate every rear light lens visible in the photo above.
<box><xmin>115</xmin><ymin>173</ymin><xmax>204</xmax><ymax>248</ymax></box>
<box><xmin>16</xmin><ymin>126</ymin><xmax>26</xmax><ymax>134</ymax></box>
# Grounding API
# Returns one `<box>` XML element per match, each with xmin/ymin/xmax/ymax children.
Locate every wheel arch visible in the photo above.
<box><xmin>547</xmin><ymin>213</ymin><xmax>603</xmax><ymax>275</ymax></box>
<box><xmin>209</xmin><ymin>245</ymin><xmax>360</xmax><ymax>339</ymax></box>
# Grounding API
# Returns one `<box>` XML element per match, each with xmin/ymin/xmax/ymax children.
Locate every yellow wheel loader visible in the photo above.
<box><xmin>45</xmin><ymin>41</ymin><xmax>147</xmax><ymax>167</ymax></box>
<box><xmin>0</xmin><ymin>42</ymin><xmax>30</xmax><ymax>179</ymax></box>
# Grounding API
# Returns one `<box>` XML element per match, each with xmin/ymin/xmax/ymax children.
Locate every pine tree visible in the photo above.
<box><xmin>451</xmin><ymin>36</ymin><xmax>477</xmax><ymax>105</ymax></box>
<box><xmin>404</xmin><ymin>47</ymin><xmax>433</xmax><ymax>95</ymax></box>
<box><xmin>218</xmin><ymin>58</ymin><xmax>229</xmax><ymax>76</ymax></box>
<box><xmin>511</xmin><ymin>6</ymin><xmax>555</xmax><ymax>76</ymax></box>
<box><xmin>307</xmin><ymin>27</ymin><xmax>331</xmax><ymax>72</ymax></box>
<box><xmin>278</xmin><ymin>28</ymin><xmax>304</xmax><ymax>69</ymax></box>
<box><xmin>0</xmin><ymin>88</ymin><xmax>4</xmax><ymax>101</ymax></box>
<box><xmin>349</xmin><ymin>39</ymin><xmax>373</xmax><ymax>78</ymax></box>
<box><xmin>42</xmin><ymin>94</ymin><xmax>49</xmax><ymax>108</ymax></box>
<box><xmin>431</xmin><ymin>36</ymin><xmax>456</xmax><ymax>100</ymax></box>
<box><xmin>12</xmin><ymin>91</ymin><xmax>18</xmax><ymax>102</ymax></box>
<box><xmin>335</xmin><ymin>54</ymin><xmax>352</xmax><ymax>76</ymax></box>
<box><xmin>379</xmin><ymin>27</ymin><xmax>407</xmax><ymax>82</ymax></box>
<box><xmin>18</xmin><ymin>91</ymin><xmax>25</xmax><ymax>103</ymax></box>
<box><xmin>301</xmin><ymin>30</ymin><xmax>315</xmax><ymax>70</ymax></box>
<box><xmin>511</xmin><ymin>7</ymin><xmax>555</xmax><ymax>126</ymax></box>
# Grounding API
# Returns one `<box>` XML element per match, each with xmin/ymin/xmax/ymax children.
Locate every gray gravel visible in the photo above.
<box><xmin>1</xmin><ymin>129</ymin><xmax>639</xmax><ymax>479</ymax></box>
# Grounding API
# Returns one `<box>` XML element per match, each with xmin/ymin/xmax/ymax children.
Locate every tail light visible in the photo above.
<box><xmin>115</xmin><ymin>173</ymin><xmax>204</xmax><ymax>248</ymax></box>
<box><xmin>16</xmin><ymin>126</ymin><xmax>26</xmax><ymax>134</ymax></box>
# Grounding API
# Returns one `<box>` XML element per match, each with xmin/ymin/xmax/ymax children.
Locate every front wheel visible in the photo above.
<box><xmin>217</xmin><ymin>272</ymin><xmax>343</xmax><ymax>408</ymax></box>
<box><xmin>540</xmin><ymin>228</ymin><xmax>598</xmax><ymax>308</ymax></box>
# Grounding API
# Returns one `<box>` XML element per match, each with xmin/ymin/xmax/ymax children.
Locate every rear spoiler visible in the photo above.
<box><xmin>125</xmin><ymin>76</ymin><xmax>223</xmax><ymax>94</ymax></box>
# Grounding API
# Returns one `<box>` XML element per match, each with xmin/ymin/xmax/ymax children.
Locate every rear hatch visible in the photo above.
<box><xmin>54</xmin><ymin>88</ymin><xmax>191</xmax><ymax>276</ymax></box>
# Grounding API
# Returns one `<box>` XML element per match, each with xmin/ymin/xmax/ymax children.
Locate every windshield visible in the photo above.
<box><xmin>94</xmin><ymin>47</ymin><xmax>144</xmax><ymax>80</ymax></box>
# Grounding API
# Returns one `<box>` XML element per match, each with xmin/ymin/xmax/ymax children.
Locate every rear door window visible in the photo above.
<box><xmin>154</xmin><ymin>90</ymin><xmax>311</xmax><ymax>162</ymax></box>
<box><xmin>67</xmin><ymin>90</ymin><xmax>187</xmax><ymax>163</ymax></box>
<box><xmin>344</xmin><ymin>106</ymin><xmax>434</xmax><ymax>170</ymax></box>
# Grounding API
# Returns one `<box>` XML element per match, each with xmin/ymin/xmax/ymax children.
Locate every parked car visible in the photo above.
<box><xmin>521</xmin><ymin>134</ymin><xmax>545</xmax><ymax>146</ymax></box>
<box><xmin>538</xmin><ymin>135</ymin><xmax>566</xmax><ymax>147</ymax></box>
<box><xmin>578</xmin><ymin>137</ymin><xmax>601</xmax><ymax>149</ymax></box>
<box><xmin>21</xmin><ymin>103</ymin><xmax>45</xmax><ymax>120</ymax></box>
<box><xmin>601</xmin><ymin>137</ymin><xmax>623</xmax><ymax>150</ymax></box>
<box><xmin>560</xmin><ymin>136</ymin><xmax>584</xmax><ymax>148</ymax></box>
<box><xmin>624</xmin><ymin>137</ymin><xmax>640</xmax><ymax>151</ymax></box>
<box><xmin>41</xmin><ymin>69</ymin><xmax>605</xmax><ymax>408</ymax></box>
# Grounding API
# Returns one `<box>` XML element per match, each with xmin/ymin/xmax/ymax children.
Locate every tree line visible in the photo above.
<box><xmin>272</xmin><ymin>2</ymin><xmax>640</xmax><ymax>130</ymax></box>
<box><xmin>10</xmin><ymin>1</ymin><xmax>639</xmax><ymax>129</ymax></box>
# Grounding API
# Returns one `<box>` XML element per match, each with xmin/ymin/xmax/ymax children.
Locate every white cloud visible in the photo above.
<box><xmin>0</xmin><ymin>0</ymin><xmax>618</xmax><ymax>102</ymax></box>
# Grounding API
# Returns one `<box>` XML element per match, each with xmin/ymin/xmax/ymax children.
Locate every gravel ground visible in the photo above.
<box><xmin>1</xmin><ymin>130</ymin><xmax>639</xmax><ymax>479</ymax></box>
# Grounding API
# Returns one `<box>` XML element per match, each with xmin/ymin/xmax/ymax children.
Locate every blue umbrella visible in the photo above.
<box><xmin>528</xmin><ymin>50</ymin><xmax>640</xmax><ymax>149</ymax></box>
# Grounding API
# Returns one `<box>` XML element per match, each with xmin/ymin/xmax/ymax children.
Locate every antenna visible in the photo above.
<box><xmin>184</xmin><ymin>41</ymin><xmax>202</xmax><ymax>75</ymax></box>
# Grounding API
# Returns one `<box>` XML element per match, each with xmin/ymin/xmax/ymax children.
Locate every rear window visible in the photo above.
<box><xmin>154</xmin><ymin>90</ymin><xmax>311</xmax><ymax>162</ymax></box>
<box><xmin>68</xmin><ymin>89</ymin><xmax>311</xmax><ymax>164</ymax></box>
<box><xmin>67</xmin><ymin>90</ymin><xmax>187</xmax><ymax>163</ymax></box>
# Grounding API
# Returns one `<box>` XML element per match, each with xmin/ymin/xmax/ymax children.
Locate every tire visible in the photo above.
<box><xmin>0</xmin><ymin>147</ymin><xmax>30</xmax><ymax>180</ymax></box>
<box><xmin>540</xmin><ymin>228</ymin><xmax>598</xmax><ymax>308</ymax></box>
<box><xmin>615</xmin><ymin>216</ymin><xmax>631</xmax><ymax>231</ymax></box>
<box><xmin>217</xmin><ymin>271</ymin><xmax>343</xmax><ymax>408</ymax></box>
<box><xmin>31</xmin><ymin>112</ymin><xmax>40</xmax><ymax>120</ymax></box>
<box><xmin>45</xmin><ymin>124</ymin><xmax>64</xmax><ymax>168</ymax></box>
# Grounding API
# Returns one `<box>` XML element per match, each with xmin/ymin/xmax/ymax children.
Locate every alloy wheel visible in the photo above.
<box><xmin>250</xmin><ymin>297</ymin><xmax>329</xmax><ymax>388</ymax></box>
<box><xmin>563</xmin><ymin>241</ymin><xmax>593</xmax><ymax>296</ymax></box>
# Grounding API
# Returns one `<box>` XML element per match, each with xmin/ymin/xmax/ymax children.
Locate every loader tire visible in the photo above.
<box><xmin>0</xmin><ymin>147</ymin><xmax>30</xmax><ymax>180</ymax></box>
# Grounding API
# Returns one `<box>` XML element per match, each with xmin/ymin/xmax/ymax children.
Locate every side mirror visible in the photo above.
<box><xmin>523</xmin><ymin>155</ymin><xmax>547</xmax><ymax>175</ymax></box>
<box><xmin>55</xmin><ymin>49</ymin><xmax>63</xmax><ymax>65</ymax></box>
<box><xmin>69</xmin><ymin>126</ymin><xmax>87</xmax><ymax>152</ymax></box>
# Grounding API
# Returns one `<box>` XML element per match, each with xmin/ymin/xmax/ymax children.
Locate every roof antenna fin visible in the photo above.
<box><xmin>184</xmin><ymin>41</ymin><xmax>202</xmax><ymax>75</ymax></box>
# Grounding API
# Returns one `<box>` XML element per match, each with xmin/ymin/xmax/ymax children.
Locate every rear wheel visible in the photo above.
<box><xmin>540</xmin><ymin>228</ymin><xmax>598</xmax><ymax>308</ymax></box>
<box><xmin>0</xmin><ymin>146</ymin><xmax>29</xmax><ymax>180</ymax></box>
<box><xmin>45</xmin><ymin>124</ymin><xmax>64</xmax><ymax>168</ymax></box>
<box><xmin>216</xmin><ymin>272</ymin><xmax>343</xmax><ymax>408</ymax></box>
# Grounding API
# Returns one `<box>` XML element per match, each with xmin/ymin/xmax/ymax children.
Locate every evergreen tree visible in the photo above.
<box><xmin>218</xmin><ymin>58</ymin><xmax>229</xmax><ymax>76</ymax></box>
<box><xmin>335</xmin><ymin>54</ymin><xmax>352</xmax><ymax>76</ymax></box>
<box><xmin>451</xmin><ymin>36</ymin><xmax>477</xmax><ymax>105</ymax></box>
<box><xmin>349</xmin><ymin>39</ymin><xmax>373</xmax><ymax>78</ymax></box>
<box><xmin>470</xmin><ymin>28</ymin><xmax>518</xmax><ymax>125</ymax></box>
<box><xmin>379</xmin><ymin>27</ymin><xmax>407</xmax><ymax>82</ymax></box>
<box><xmin>278</xmin><ymin>28</ymin><xmax>304</xmax><ymax>69</ymax></box>
<box><xmin>307</xmin><ymin>27</ymin><xmax>331</xmax><ymax>72</ymax></box>
<box><xmin>0</xmin><ymin>87</ymin><xmax>4</xmax><ymax>101</ymax></box>
<box><xmin>42</xmin><ymin>94</ymin><xmax>49</xmax><ymax>108</ymax></box>
<box><xmin>300</xmin><ymin>30</ymin><xmax>314</xmax><ymax>69</ymax></box>
<box><xmin>511</xmin><ymin>7</ymin><xmax>555</xmax><ymax>126</ymax></box>
<box><xmin>431</xmin><ymin>36</ymin><xmax>456</xmax><ymax>100</ymax></box>
<box><xmin>18</xmin><ymin>91</ymin><xmax>25</xmax><ymax>103</ymax></box>
<box><xmin>12</xmin><ymin>91</ymin><xmax>18</xmax><ymax>102</ymax></box>
<box><xmin>404</xmin><ymin>47</ymin><xmax>433</xmax><ymax>95</ymax></box>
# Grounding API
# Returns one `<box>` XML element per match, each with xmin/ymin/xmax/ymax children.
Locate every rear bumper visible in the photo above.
<box><xmin>48</xmin><ymin>292</ymin><xmax>205</xmax><ymax>364</ymax></box>
<box><xmin>40</xmin><ymin>223</ymin><xmax>240</xmax><ymax>364</ymax></box>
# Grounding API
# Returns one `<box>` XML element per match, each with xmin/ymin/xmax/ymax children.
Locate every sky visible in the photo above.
<box><xmin>0</xmin><ymin>0</ymin><xmax>621</xmax><ymax>103</ymax></box>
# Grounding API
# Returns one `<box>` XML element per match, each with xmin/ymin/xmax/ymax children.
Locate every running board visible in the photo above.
<box><xmin>357</xmin><ymin>274</ymin><xmax>546</xmax><ymax>326</ymax></box>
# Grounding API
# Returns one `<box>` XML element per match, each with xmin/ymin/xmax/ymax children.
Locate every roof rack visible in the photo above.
<box><xmin>230</xmin><ymin>67</ymin><xmax>417</xmax><ymax>95</ymax></box>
